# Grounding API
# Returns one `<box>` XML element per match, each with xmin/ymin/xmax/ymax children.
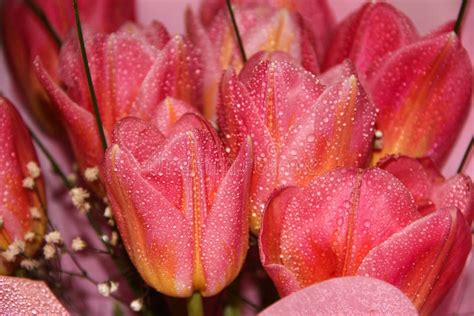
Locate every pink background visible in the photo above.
<box><xmin>0</xmin><ymin>0</ymin><xmax>472</xmax><ymax>314</ymax></box>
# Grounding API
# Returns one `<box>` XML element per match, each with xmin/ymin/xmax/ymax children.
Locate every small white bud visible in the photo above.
<box><xmin>110</xmin><ymin>231</ymin><xmax>119</xmax><ymax>246</ymax></box>
<box><xmin>97</xmin><ymin>282</ymin><xmax>111</xmax><ymax>297</ymax></box>
<box><xmin>109</xmin><ymin>281</ymin><xmax>119</xmax><ymax>293</ymax></box>
<box><xmin>130</xmin><ymin>298</ymin><xmax>143</xmax><ymax>312</ymax></box>
<box><xmin>45</xmin><ymin>231</ymin><xmax>62</xmax><ymax>245</ymax></box>
<box><xmin>22</xmin><ymin>177</ymin><xmax>35</xmax><ymax>189</ymax></box>
<box><xmin>20</xmin><ymin>259</ymin><xmax>40</xmax><ymax>271</ymax></box>
<box><xmin>26</xmin><ymin>161</ymin><xmax>41</xmax><ymax>179</ymax></box>
<box><xmin>71</xmin><ymin>237</ymin><xmax>87</xmax><ymax>252</ymax></box>
<box><xmin>84</xmin><ymin>166</ymin><xmax>99</xmax><ymax>182</ymax></box>
<box><xmin>24</xmin><ymin>231</ymin><xmax>35</xmax><ymax>242</ymax></box>
<box><xmin>103</xmin><ymin>206</ymin><xmax>112</xmax><ymax>218</ymax></box>
<box><xmin>43</xmin><ymin>244</ymin><xmax>56</xmax><ymax>259</ymax></box>
<box><xmin>30</xmin><ymin>207</ymin><xmax>42</xmax><ymax>219</ymax></box>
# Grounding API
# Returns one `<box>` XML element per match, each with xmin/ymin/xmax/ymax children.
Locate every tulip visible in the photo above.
<box><xmin>322</xmin><ymin>2</ymin><xmax>472</xmax><ymax>165</ymax></box>
<box><xmin>379</xmin><ymin>155</ymin><xmax>473</xmax><ymax>224</ymax></box>
<box><xmin>35</xmin><ymin>22</ymin><xmax>201</xmax><ymax>182</ymax></box>
<box><xmin>186</xmin><ymin>0</ymin><xmax>332</xmax><ymax>119</ymax></box>
<box><xmin>369</xmin><ymin>32</ymin><xmax>472</xmax><ymax>165</ymax></box>
<box><xmin>0</xmin><ymin>97</ymin><xmax>47</xmax><ymax>275</ymax></box>
<box><xmin>1</xmin><ymin>0</ymin><xmax>135</xmax><ymax>135</ymax></box>
<box><xmin>323</xmin><ymin>2</ymin><xmax>418</xmax><ymax>80</ymax></box>
<box><xmin>100</xmin><ymin>114</ymin><xmax>253</xmax><ymax>297</ymax></box>
<box><xmin>218</xmin><ymin>52</ymin><xmax>376</xmax><ymax>233</ymax></box>
<box><xmin>260</xmin><ymin>167</ymin><xmax>471</xmax><ymax>315</ymax></box>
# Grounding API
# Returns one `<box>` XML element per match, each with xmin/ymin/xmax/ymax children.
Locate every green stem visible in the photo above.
<box><xmin>72</xmin><ymin>0</ymin><xmax>108</xmax><ymax>150</ymax></box>
<box><xmin>457</xmin><ymin>137</ymin><xmax>473</xmax><ymax>173</ymax></box>
<box><xmin>454</xmin><ymin>0</ymin><xmax>469</xmax><ymax>34</ymax></box>
<box><xmin>28</xmin><ymin>127</ymin><xmax>72</xmax><ymax>189</ymax></box>
<box><xmin>24</xmin><ymin>0</ymin><xmax>62</xmax><ymax>48</ymax></box>
<box><xmin>187</xmin><ymin>293</ymin><xmax>204</xmax><ymax>316</ymax></box>
<box><xmin>226</xmin><ymin>0</ymin><xmax>247</xmax><ymax>63</ymax></box>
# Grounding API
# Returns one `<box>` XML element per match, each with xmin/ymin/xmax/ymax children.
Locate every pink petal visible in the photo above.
<box><xmin>0</xmin><ymin>276</ymin><xmax>68</xmax><ymax>315</ymax></box>
<box><xmin>153</xmin><ymin>98</ymin><xmax>200</xmax><ymax>136</ymax></box>
<box><xmin>34</xmin><ymin>58</ymin><xmax>102</xmax><ymax>171</ymax></box>
<box><xmin>358</xmin><ymin>207</ymin><xmax>472</xmax><ymax>315</ymax></box>
<box><xmin>323</xmin><ymin>2</ymin><xmax>418</xmax><ymax>80</ymax></box>
<box><xmin>201</xmin><ymin>138</ymin><xmax>253</xmax><ymax>296</ymax></box>
<box><xmin>259</xmin><ymin>276</ymin><xmax>417</xmax><ymax>316</ymax></box>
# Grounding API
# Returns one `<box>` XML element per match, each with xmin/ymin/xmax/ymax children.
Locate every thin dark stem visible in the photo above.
<box><xmin>24</xmin><ymin>0</ymin><xmax>62</xmax><ymax>48</ymax></box>
<box><xmin>226</xmin><ymin>0</ymin><xmax>247</xmax><ymax>63</ymax></box>
<box><xmin>454</xmin><ymin>0</ymin><xmax>469</xmax><ymax>34</ymax></box>
<box><xmin>457</xmin><ymin>137</ymin><xmax>473</xmax><ymax>173</ymax></box>
<box><xmin>72</xmin><ymin>0</ymin><xmax>108</xmax><ymax>150</ymax></box>
<box><xmin>28</xmin><ymin>127</ymin><xmax>72</xmax><ymax>189</ymax></box>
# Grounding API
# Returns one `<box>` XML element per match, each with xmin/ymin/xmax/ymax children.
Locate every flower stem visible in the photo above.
<box><xmin>24</xmin><ymin>0</ymin><xmax>62</xmax><ymax>48</ymax></box>
<box><xmin>454</xmin><ymin>0</ymin><xmax>469</xmax><ymax>35</ymax></box>
<box><xmin>457</xmin><ymin>136</ymin><xmax>473</xmax><ymax>173</ymax></box>
<box><xmin>226</xmin><ymin>0</ymin><xmax>247</xmax><ymax>63</ymax></box>
<box><xmin>187</xmin><ymin>293</ymin><xmax>204</xmax><ymax>316</ymax></box>
<box><xmin>72</xmin><ymin>0</ymin><xmax>108</xmax><ymax>151</ymax></box>
<box><xmin>28</xmin><ymin>127</ymin><xmax>72</xmax><ymax>189</ymax></box>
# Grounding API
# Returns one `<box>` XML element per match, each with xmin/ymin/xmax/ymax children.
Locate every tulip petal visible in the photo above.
<box><xmin>370</xmin><ymin>32</ymin><xmax>472</xmax><ymax>165</ymax></box>
<box><xmin>379</xmin><ymin>155</ymin><xmax>474</xmax><ymax>223</ymax></box>
<box><xmin>358</xmin><ymin>207</ymin><xmax>471</xmax><ymax>315</ymax></box>
<box><xmin>260</xmin><ymin>168</ymin><xmax>421</xmax><ymax>295</ymax></box>
<box><xmin>0</xmin><ymin>98</ymin><xmax>46</xmax><ymax>274</ymax></box>
<box><xmin>102</xmin><ymin>144</ymin><xmax>193</xmax><ymax>297</ymax></box>
<box><xmin>153</xmin><ymin>98</ymin><xmax>200</xmax><ymax>136</ymax></box>
<box><xmin>259</xmin><ymin>276</ymin><xmax>418</xmax><ymax>316</ymax></box>
<box><xmin>131</xmin><ymin>36</ymin><xmax>203</xmax><ymax>115</ymax></box>
<box><xmin>279</xmin><ymin>73</ymin><xmax>376</xmax><ymax>186</ymax></box>
<box><xmin>323</xmin><ymin>2</ymin><xmax>417</xmax><ymax>79</ymax></box>
<box><xmin>111</xmin><ymin>117</ymin><xmax>165</xmax><ymax>164</ymax></box>
<box><xmin>34</xmin><ymin>58</ymin><xmax>102</xmax><ymax>169</ymax></box>
<box><xmin>201</xmin><ymin>138</ymin><xmax>253</xmax><ymax>296</ymax></box>
<box><xmin>0</xmin><ymin>276</ymin><xmax>68</xmax><ymax>315</ymax></box>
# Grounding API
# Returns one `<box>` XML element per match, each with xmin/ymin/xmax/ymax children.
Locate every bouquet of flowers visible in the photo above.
<box><xmin>0</xmin><ymin>0</ymin><xmax>472</xmax><ymax>315</ymax></box>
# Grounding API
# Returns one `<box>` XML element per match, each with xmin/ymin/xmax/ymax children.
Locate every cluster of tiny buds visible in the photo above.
<box><xmin>2</xmin><ymin>240</ymin><xmax>25</xmax><ymax>262</ymax></box>
<box><xmin>70</xmin><ymin>187</ymin><xmax>91</xmax><ymax>214</ymax></box>
<box><xmin>30</xmin><ymin>207</ymin><xmax>42</xmax><ymax>220</ymax></box>
<box><xmin>97</xmin><ymin>280</ymin><xmax>119</xmax><ymax>297</ymax></box>
<box><xmin>43</xmin><ymin>230</ymin><xmax>62</xmax><ymax>260</ymax></box>
<box><xmin>103</xmin><ymin>206</ymin><xmax>115</xmax><ymax>226</ymax></box>
<box><xmin>22</xmin><ymin>161</ymin><xmax>41</xmax><ymax>189</ymax></box>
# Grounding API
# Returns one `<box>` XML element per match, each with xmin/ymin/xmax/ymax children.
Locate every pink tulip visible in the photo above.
<box><xmin>100</xmin><ymin>114</ymin><xmax>253</xmax><ymax>297</ymax></box>
<box><xmin>186</xmin><ymin>0</ymin><xmax>331</xmax><ymax>119</ymax></box>
<box><xmin>35</xmin><ymin>22</ymin><xmax>201</xmax><ymax>181</ymax></box>
<box><xmin>260</xmin><ymin>167</ymin><xmax>471</xmax><ymax>315</ymax></box>
<box><xmin>322</xmin><ymin>2</ymin><xmax>472</xmax><ymax>165</ymax></box>
<box><xmin>1</xmin><ymin>0</ymin><xmax>135</xmax><ymax>135</ymax></box>
<box><xmin>379</xmin><ymin>155</ymin><xmax>473</xmax><ymax>224</ymax></box>
<box><xmin>0</xmin><ymin>97</ymin><xmax>46</xmax><ymax>275</ymax></box>
<box><xmin>218</xmin><ymin>51</ymin><xmax>376</xmax><ymax>233</ymax></box>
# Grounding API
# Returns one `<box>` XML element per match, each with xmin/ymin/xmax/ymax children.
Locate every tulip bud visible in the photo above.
<box><xmin>0</xmin><ymin>97</ymin><xmax>46</xmax><ymax>275</ymax></box>
<box><xmin>218</xmin><ymin>52</ymin><xmax>376</xmax><ymax>233</ymax></box>
<box><xmin>101</xmin><ymin>114</ymin><xmax>253</xmax><ymax>297</ymax></box>
<box><xmin>259</xmin><ymin>167</ymin><xmax>471</xmax><ymax>314</ymax></box>
<box><xmin>35</xmin><ymin>23</ymin><xmax>200</xmax><ymax>188</ymax></box>
<box><xmin>1</xmin><ymin>0</ymin><xmax>135</xmax><ymax>135</ymax></box>
<box><xmin>369</xmin><ymin>32</ymin><xmax>472</xmax><ymax>165</ymax></box>
<box><xmin>323</xmin><ymin>2</ymin><xmax>417</xmax><ymax>80</ymax></box>
<box><xmin>187</xmin><ymin>0</ymin><xmax>326</xmax><ymax>119</ymax></box>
